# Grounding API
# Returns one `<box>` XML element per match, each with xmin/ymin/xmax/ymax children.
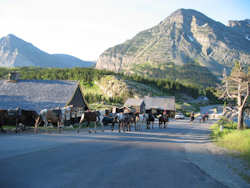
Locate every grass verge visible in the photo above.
<box><xmin>210</xmin><ymin>118</ymin><xmax>250</xmax><ymax>183</ymax></box>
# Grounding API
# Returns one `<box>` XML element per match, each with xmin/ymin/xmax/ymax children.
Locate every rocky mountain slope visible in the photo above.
<box><xmin>229</xmin><ymin>19</ymin><xmax>250</xmax><ymax>39</ymax></box>
<box><xmin>87</xmin><ymin>75</ymin><xmax>201</xmax><ymax>112</ymax></box>
<box><xmin>0</xmin><ymin>34</ymin><xmax>95</xmax><ymax>68</ymax></box>
<box><xmin>96</xmin><ymin>75</ymin><xmax>166</xmax><ymax>98</ymax></box>
<box><xmin>96</xmin><ymin>9</ymin><xmax>250</xmax><ymax>80</ymax></box>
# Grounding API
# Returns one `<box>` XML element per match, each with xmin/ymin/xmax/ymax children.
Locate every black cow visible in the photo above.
<box><xmin>0</xmin><ymin>109</ymin><xmax>38</xmax><ymax>133</ymax></box>
<box><xmin>158</xmin><ymin>114</ymin><xmax>169</xmax><ymax>128</ymax></box>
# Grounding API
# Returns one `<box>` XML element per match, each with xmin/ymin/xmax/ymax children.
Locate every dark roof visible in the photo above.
<box><xmin>67</xmin><ymin>85</ymin><xmax>89</xmax><ymax>110</ymax></box>
<box><xmin>0</xmin><ymin>80</ymin><xmax>88</xmax><ymax>112</ymax></box>
<box><xmin>144</xmin><ymin>96</ymin><xmax>175</xmax><ymax>111</ymax></box>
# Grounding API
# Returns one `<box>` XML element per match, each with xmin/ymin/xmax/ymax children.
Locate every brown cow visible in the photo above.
<box><xmin>35</xmin><ymin>109</ymin><xmax>63</xmax><ymax>130</ymax></box>
<box><xmin>79</xmin><ymin>110</ymin><xmax>103</xmax><ymax>133</ymax></box>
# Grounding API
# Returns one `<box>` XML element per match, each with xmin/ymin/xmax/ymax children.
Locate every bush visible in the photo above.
<box><xmin>217</xmin><ymin>117</ymin><xmax>237</xmax><ymax>129</ymax></box>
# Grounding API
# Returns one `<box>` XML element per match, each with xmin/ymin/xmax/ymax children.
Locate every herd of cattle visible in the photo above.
<box><xmin>0</xmin><ymin>106</ymin><xmax>170</xmax><ymax>133</ymax></box>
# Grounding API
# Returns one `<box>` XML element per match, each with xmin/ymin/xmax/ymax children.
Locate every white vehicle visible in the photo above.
<box><xmin>175</xmin><ymin>113</ymin><xmax>185</xmax><ymax>120</ymax></box>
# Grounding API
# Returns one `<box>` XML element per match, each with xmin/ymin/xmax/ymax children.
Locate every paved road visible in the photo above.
<box><xmin>0</xmin><ymin>120</ymin><xmax>243</xmax><ymax>188</ymax></box>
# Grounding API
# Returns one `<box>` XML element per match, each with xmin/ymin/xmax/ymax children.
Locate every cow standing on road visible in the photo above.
<box><xmin>159</xmin><ymin>113</ymin><xmax>169</xmax><ymax>128</ymax></box>
<box><xmin>79</xmin><ymin>110</ymin><xmax>104</xmax><ymax>133</ymax></box>
<box><xmin>146</xmin><ymin>112</ymin><xmax>155</xmax><ymax>129</ymax></box>
<box><xmin>35</xmin><ymin>108</ymin><xmax>64</xmax><ymax>133</ymax></box>
<box><xmin>136</xmin><ymin>113</ymin><xmax>146</xmax><ymax>131</ymax></box>
<box><xmin>0</xmin><ymin>109</ymin><xmax>38</xmax><ymax>133</ymax></box>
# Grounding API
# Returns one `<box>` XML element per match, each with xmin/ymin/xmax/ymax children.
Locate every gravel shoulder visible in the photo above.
<box><xmin>181</xmin><ymin>119</ymin><xmax>249</xmax><ymax>188</ymax></box>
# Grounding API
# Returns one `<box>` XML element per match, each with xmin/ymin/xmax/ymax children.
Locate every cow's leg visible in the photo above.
<box><xmin>44</xmin><ymin>119</ymin><xmax>48</xmax><ymax>128</ymax></box>
<box><xmin>57</xmin><ymin>120</ymin><xmax>61</xmax><ymax>133</ymax></box>
<box><xmin>88</xmin><ymin>121</ymin><xmax>91</xmax><ymax>133</ymax></box>
<box><xmin>119</xmin><ymin>121</ymin><xmax>123</xmax><ymax>133</ymax></box>
<box><xmin>34</xmin><ymin>118</ymin><xmax>39</xmax><ymax>134</ymax></box>
<box><xmin>122</xmin><ymin>122</ymin><xmax>124</xmax><ymax>132</ymax></box>
<box><xmin>1</xmin><ymin>126</ymin><xmax>6</xmax><ymax>133</ymax></box>
<box><xmin>0</xmin><ymin>123</ymin><xmax>6</xmax><ymax>133</ymax></box>
<box><xmin>94</xmin><ymin>121</ymin><xmax>97</xmax><ymax>133</ymax></box>
<box><xmin>77</xmin><ymin>122</ymin><xmax>81</xmax><ymax>133</ymax></box>
<box><xmin>111</xmin><ymin>121</ymin><xmax>114</xmax><ymax>131</ymax></box>
<box><xmin>124</xmin><ymin>122</ymin><xmax>126</xmax><ymax>131</ymax></box>
<box><xmin>118</xmin><ymin>122</ymin><xmax>121</xmax><ymax>133</ymax></box>
<box><xmin>102</xmin><ymin>122</ymin><xmax>104</xmax><ymax>132</ymax></box>
<box><xmin>123</xmin><ymin>122</ymin><xmax>126</xmax><ymax>132</ymax></box>
<box><xmin>15</xmin><ymin>118</ymin><xmax>18</xmax><ymax>134</ymax></box>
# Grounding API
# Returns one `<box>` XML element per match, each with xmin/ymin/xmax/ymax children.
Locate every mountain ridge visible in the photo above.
<box><xmin>96</xmin><ymin>9</ymin><xmax>250</xmax><ymax>82</ymax></box>
<box><xmin>0</xmin><ymin>34</ymin><xmax>95</xmax><ymax>68</ymax></box>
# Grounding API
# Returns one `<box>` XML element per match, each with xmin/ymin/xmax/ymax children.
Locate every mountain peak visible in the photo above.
<box><xmin>4</xmin><ymin>34</ymin><xmax>23</xmax><ymax>43</ymax></box>
<box><xmin>0</xmin><ymin>33</ymin><xmax>29</xmax><ymax>48</ymax></box>
<box><xmin>96</xmin><ymin>8</ymin><xmax>250</xmax><ymax>81</ymax></box>
<box><xmin>0</xmin><ymin>34</ymin><xmax>96</xmax><ymax>68</ymax></box>
<box><xmin>168</xmin><ymin>8</ymin><xmax>213</xmax><ymax>20</ymax></box>
<box><xmin>170</xmin><ymin>8</ymin><xmax>202</xmax><ymax>16</ymax></box>
<box><xmin>160</xmin><ymin>8</ymin><xmax>215</xmax><ymax>27</ymax></box>
<box><xmin>7</xmin><ymin>34</ymin><xmax>18</xmax><ymax>39</ymax></box>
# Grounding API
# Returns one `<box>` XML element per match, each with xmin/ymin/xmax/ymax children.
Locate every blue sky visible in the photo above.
<box><xmin>0</xmin><ymin>0</ymin><xmax>249</xmax><ymax>60</ymax></box>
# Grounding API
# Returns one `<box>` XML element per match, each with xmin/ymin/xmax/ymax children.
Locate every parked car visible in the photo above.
<box><xmin>175</xmin><ymin>113</ymin><xmax>185</xmax><ymax>120</ymax></box>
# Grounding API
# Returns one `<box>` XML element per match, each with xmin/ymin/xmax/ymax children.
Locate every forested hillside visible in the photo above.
<box><xmin>0</xmin><ymin>67</ymin><xmax>218</xmax><ymax>104</ymax></box>
<box><xmin>130</xmin><ymin>62</ymin><xmax>219</xmax><ymax>87</ymax></box>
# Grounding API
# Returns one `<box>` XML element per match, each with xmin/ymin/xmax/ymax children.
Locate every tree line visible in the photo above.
<box><xmin>0</xmin><ymin>67</ymin><xmax>219</xmax><ymax>104</ymax></box>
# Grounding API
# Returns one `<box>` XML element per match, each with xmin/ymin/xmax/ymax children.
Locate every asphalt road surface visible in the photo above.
<box><xmin>0</xmin><ymin>120</ymin><xmax>246</xmax><ymax>188</ymax></box>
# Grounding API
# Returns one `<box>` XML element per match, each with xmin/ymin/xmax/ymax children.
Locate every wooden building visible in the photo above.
<box><xmin>0</xmin><ymin>74</ymin><xmax>89</xmax><ymax>113</ymax></box>
<box><xmin>144</xmin><ymin>96</ymin><xmax>176</xmax><ymax>116</ymax></box>
<box><xmin>124</xmin><ymin>98</ymin><xmax>145</xmax><ymax>113</ymax></box>
<box><xmin>124</xmin><ymin>96</ymin><xmax>175</xmax><ymax>116</ymax></box>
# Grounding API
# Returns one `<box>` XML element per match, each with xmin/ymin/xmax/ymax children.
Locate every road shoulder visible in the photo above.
<box><xmin>183</xmin><ymin>121</ymin><xmax>249</xmax><ymax>188</ymax></box>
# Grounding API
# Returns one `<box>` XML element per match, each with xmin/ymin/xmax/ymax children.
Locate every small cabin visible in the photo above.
<box><xmin>144</xmin><ymin>96</ymin><xmax>176</xmax><ymax>117</ymax></box>
<box><xmin>124</xmin><ymin>96</ymin><xmax>176</xmax><ymax>117</ymax></box>
<box><xmin>124</xmin><ymin>98</ymin><xmax>145</xmax><ymax>114</ymax></box>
